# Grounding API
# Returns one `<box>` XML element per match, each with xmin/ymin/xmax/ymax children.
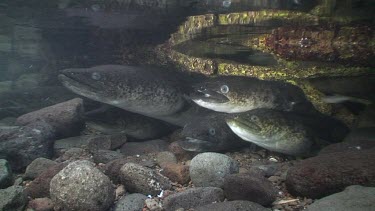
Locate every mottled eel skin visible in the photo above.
<box><xmin>58</xmin><ymin>65</ymin><xmax>212</xmax><ymax>127</ymax></box>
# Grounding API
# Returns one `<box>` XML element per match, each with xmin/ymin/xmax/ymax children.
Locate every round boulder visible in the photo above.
<box><xmin>190</xmin><ymin>152</ymin><xmax>239</xmax><ymax>188</ymax></box>
<box><xmin>50</xmin><ymin>160</ymin><xmax>114</xmax><ymax>211</ymax></box>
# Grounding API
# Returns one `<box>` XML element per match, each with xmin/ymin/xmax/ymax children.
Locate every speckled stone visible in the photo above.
<box><xmin>120</xmin><ymin>162</ymin><xmax>172</xmax><ymax>196</ymax></box>
<box><xmin>50</xmin><ymin>160</ymin><xmax>114</xmax><ymax>211</ymax></box>
<box><xmin>189</xmin><ymin>152</ymin><xmax>239</xmax><ymax>188</ymax></box>
<box><xmin>163</xmin><ymin>187</ymin><xmax>224</xmax><ymax>211</ymax></box>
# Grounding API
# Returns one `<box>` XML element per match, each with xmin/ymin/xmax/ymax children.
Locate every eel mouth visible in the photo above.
<box><xmin>189</xmin><ymin>87</ymin><xmax>229</xmax><ymax>103</ymax></box>
<box><xmin>177</xmin><ymin>137</ymin><xmax>215</xmax><ymax>152</ymax></box>
<box><xmin>58</xmin><ymin>74</ymin><xmax>100</xmax><ymax>100</ymax></box>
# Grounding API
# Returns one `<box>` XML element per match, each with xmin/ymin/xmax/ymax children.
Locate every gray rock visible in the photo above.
<box><xmin>87</xmin><ymin>133</ymin><xmax>127</xmax><ymax>152</ymax></box>
<box><xmin>249</xmin><ymin>163</ymin><xmax>280</xmax><ymax>177</ymax></box>
<box><xmin>114</xmin><ymin>193</ymin><xmax>147</xmax><ymax>211</ymax></box>
<box><xmin>0</xmin><ymin>185</ymin><xmax>27</xmax><ymax>211</ymax></box>
<box><xmin>156</xmin><ymin>151</ymin><xmax>177</xmax><ymax>168</ymax></box>
<box><xmin>195</xmin><ymin>200</ymin><xmax>270</xmax><ymax>211</ymax></box>
<box><xmin>306</xmin><ymin>185</ymin><xmax>375</xmax><ymax>211</ymax></box>
<box><xmin>0</xmin><ymin>121</ymin><xmax>56</xmax><ymax>171</ymax></box>
<box><xmin>120</xmin><ymin>162</ymin><xmax>172</xmax><ymax>196</ymax></box>
<box><xmin>24</xmin><ymin>158</ymin><xmax>58</xmax><ymax>180</ymax></box>
<box><xmin>93</xmin><ymin>150</ymin><xmax>124</xmax><ymax>164</ymax></box>
<box><xmin>16</xmin><ymin>98</ymin><xmax>84</xmax><ymax>137</ymax></box>
<box><xmin>223</xmin><ymin>173</ymin><xmax>277</xmax><ymax>206</ymax></box>
<box><xmin>120</xmin><ymin>139</ymin><xmax>169</xmax><ymax>156</ymax></box>
<box><xmin>56</xmin><ymin>148</ymin><xmax>93</xmax><ymax>162</ymax></box>
<box><xmin>286</xmin><ymin>149</ymin><xmax>375</xmax><ymax>199</ymax></box>
<box><xmin>54</xmin><ymin>134</ymin><xmax>126</xmax><ymax>151</ymax></box>
<box><xmin>50</xmin><ymin>160</ymin><xmax>115</xmax><ymax>211</ymax></box>
<box><xmin>190</xmin><ymin>152</ymin><xmax>239</xmax><ymax>188</ymax></box>
<box><xmin>104</xmin><ymin>157</ymin><xmax>156</xmax><ymax>184</ymax></box>
<box><xmin>0</xmin><ymin>159</ymin><xmax>13</xmax><ymax>188</ymax></box>
<box><xmin>54</xmin><ymin>135</ymin><xmax>95</xmax><ymax>150</ymax></box>
<box><xmin>163</xmin><ymin>187</ymin><xmax>224</xmax><ymax>211</ymax></box>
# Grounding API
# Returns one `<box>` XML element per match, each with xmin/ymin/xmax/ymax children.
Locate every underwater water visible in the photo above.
<box><xmin>0</xmin><ymin>0</ymin><xmax>374</xmax><ymax>210</ymax></box>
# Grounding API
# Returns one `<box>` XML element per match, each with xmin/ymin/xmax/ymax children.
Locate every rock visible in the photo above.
<box><xmin>16</xmin><ymin>98</ymin><xmax>84</xmax><ymax>137</ymax></box>
<box><xmin>115</xmin><ymin>185</ymin><xmax>126</xmax><ymax>200</ymax></box>
<box><xmin>163</xmin><ymin>187</ymin><xmax>224</xmax><ymax>211</ymax></box>
<box><xmin>156</xmin><ymin>151</ymin><xmax>177</xmax><ymax>168</ymax></box>
<box><xmin>92</xmin><ymin>149</ymin><xmax>124</xmax><ymax>164</ymax></box>
<box><xmin>54</xmin><ymin>135</ymin><xmax>94</xmax><ymax>150</ymax></box>
<box><xmin>0</xmin><ymin>185</ymin><xmax>27</xmax><ymax>211</ymax></box>
<box><xmin>120</xmin><ymin>139</ymin><xmax>168</xmax><ymax>156</ymax></box>
<box><xmin>24</xmin><ymin>158</ymin><xmax>58</xmax><ymax>180</ymax></box>
<box><xmin>161</xmin><ymin>163</ymin><xmax>190</xmax><ymax>185</ymax></box>
<box><xmin>189</xmin><ymin>152</ymin><xmax>239</xmax><ymax>188</ymax></box>
<box><xmin>223</xmin><ymin>173</ymin><xmax>277</xmax><ymax>206</ymax></box>
<box><xmin>27</xmin><ymin>197</ymin><xmax>54</xmax><ymax>211</ymax></box>
<box><xmin>319</xmin><ymin>139</ymin><xmax>375</xmax><ymax>155</ymax></box>
<box><xmin>306</xmin><ymin>185</ymin><xmax>375</xmax><ymax>211</ymax></box>
<box><xmin>104</xmin><ymin>157</ymin><xmax>156</xmax><ymax>184</ymax></box>
<box><xmin>286</xmin><ymin>149</ymin><xmax>375</xmax><ymax>199</ymax></box>
<box><xmin>14</xmin><ymin>177</ymin><xmax>23</xmax><ymax>186</ymax></box>
<box><xmin>168</xmin><ymin>141</ymin><xmax>195</xmax><ymax>161</ymax></box>
<box><xmin>54</xmin><ymin>134</ymin><xmax>126</xmax><ymax>151</ymax></box>
<box><xmin>50</xmin><ymin>160</ymin><xmax>115</xmax><ymax>211</ymax></box>
<box><xmin>194</xmin><ymin>200</ymin><xmax>270</xmax><ymax>211</ymax></box>
<box><xmin>25</xmin><ymin>163</ymin><xmax>68</xmax><ymax>199</ymax></box>
<box><xmin>0</xmin><ymin>121</ymin><xmax>56</xmax><ymax>171</ymax></box>
<box><xmin>249</xmin><ymin>163</ymin><xmax>281</xmax><ymax>177</ymax></box>
<box><xmin>145</xmin><ymin>198</ymin><xmax>163</xmax><ymax>211</ymax></box>
<box><xmin>114</xmin><ymin>193</ymin><xmax>147</xmax><ymax>211</ymax></box>
<box><xmin>87</xmin><ymin>133</ymin><xmax>127</xmax><ymax>152</ymax></box>
<box><xmin>56</xmin><ymin>147</ymin><xmax>93</xmax><ymax>163</ymax></box>
<box><xmin>0</xmin><ymin>159</ymin><xmax>13</xmax><ymax>188</ymax></box>
<box><xmin>120</xmin><ymin>162</ymin><xmax>172</xmax><ymax>196</ymax></box>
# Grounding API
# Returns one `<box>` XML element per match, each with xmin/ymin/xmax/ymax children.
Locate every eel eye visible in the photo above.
<box><xmin>208</xmin><ymin>128</ymin><xmax>216</xmax><ymax>136</ymax></box>
<box><xmin>220</xmin><ymin>85</ymin><xmax>229</xmax><ymax>94</ymax></box>
<box><xmin>91</xmin><ymin>72</ymin><xmax>101</xmax><ymax>80</ymax></box>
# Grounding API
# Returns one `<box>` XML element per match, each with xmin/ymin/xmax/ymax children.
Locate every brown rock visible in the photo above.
<box><xmin>156</xmin><ymin>151</ymin><xmax>177</xmax><ymax>168</ymax></box>
<box><xmin>319</xmin><ymin>140</ymin><xmax>375</xmax><ymax>155</ymax></box>
<box><xmin>16</xmin><ymin>98</ymin><xmax>84</xmax><ymax>137</ymax></box>
<box><xmin>104</xmin><ymin>157</ymin><xmax>156</xmax><ymax>184</ymax></box>
<box><xmin>120</xmin><ymin>139</ymin><xmax>168</xmax><ymax>156</ymax></box>
<box><xmin>223</xmin><ymin>173</ymin><xmax>278</xmax><ymax>206</ymax></box>
<box><xmin>161</xmin><ymin>163</ymin><xmax>190</xmax><ymax>185</ymax></box>
<box><xmin>25</xmin><ymin>163</ymin><xmax>68</xmax><ymax>198</ymax></box>
<box><xmin>286</xmin><ymin>149</ymin><xmax>375</xmax><ymax>199</ymax></box>
<box><xmin>168</xmin><ymin>141</ymin><xmax>195</xmax><ymax>161</ymax></box>
<box><xmin>27</xmin><ymin>197</ymin><xmax>54</xmax><ymax>211</ymax></box>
